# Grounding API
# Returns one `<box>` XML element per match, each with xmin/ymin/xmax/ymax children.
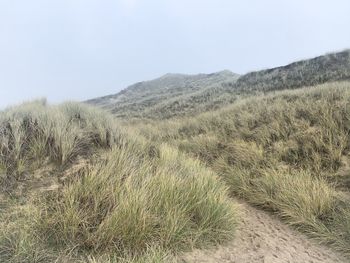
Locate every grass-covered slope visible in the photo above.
<box><xmin>231</xmin><ymin>49</ymin><xmax>350</xmax><ymax>94</ymax></box>
<box><xmin>88</xmin><ymin>50</ymin><xmax>350</xmax><ymax>119</ymax></box>
<box><xmin>86</xmin><ymin>70</ymin><xmax>239</xmax><ymax>119</ymax></box>
<box><xmin>132</xmin><ymin>81</ymin><xmax>350</xmax><ymax>257</ymax></box>
<box><xmin>0</xmin><ymin>101</ymin><xmax>237</xmax><ymax>262</ymax></box>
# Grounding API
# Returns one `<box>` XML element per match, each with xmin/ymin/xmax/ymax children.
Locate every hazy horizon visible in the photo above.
<box><xmin>1</xmin><ymin>0</ymin><xmax>350</xmax><ymax>108</ymax></box>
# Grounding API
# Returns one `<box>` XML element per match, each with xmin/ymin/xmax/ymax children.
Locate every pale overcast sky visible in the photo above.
<box><xmin>0</xmin><ymin>0</ymin><xmax>349</xmax><ymax>108</ymax></box>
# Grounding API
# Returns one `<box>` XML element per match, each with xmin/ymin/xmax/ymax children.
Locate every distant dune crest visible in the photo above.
<box><xmin>87</xmin><ymin>50</ymin><xmax>350</xmax><ymax>119</ymax></box>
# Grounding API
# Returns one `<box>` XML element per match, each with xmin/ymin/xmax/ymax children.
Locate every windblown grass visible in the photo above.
<box><xmin>0</xmin><ymin>100</ymin><xmax>118</xmax><ymax>188</ymax></box>
<box><xmin>131</xmin><ymin>81</ymin><xmax>350</xmax><ymax>257</ymax></box>
<box><xmin>38</xmin><ymin>144</ymin><xmax>236</xmax><ymax>255</ymax></box>
<box><xmin>0</xmin><ymin>101</ymin><xmax>237</xmax><ymax>262</ymax></box>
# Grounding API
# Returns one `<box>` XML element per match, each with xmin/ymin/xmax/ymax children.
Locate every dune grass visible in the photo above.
<box><xmin>38</xmin><ymin>144</ymin><xmax>236</xmax><ymax>254</ymax></box>
<box><xmin>89</xmin><ymin>50</ymin><xmax>350</xmax><ymax>120</ymax></box>
<box><xmin>0</xmin><ymin>101</ymin><xmax>237</xmax><ymax>262</ymax></box>
<box><xmin>2</xmin><ymin>81</ymin><xmax>350</xmax><ymax>260</ymax></box>
<box><xmin>131</xmin><ymin>81</ymin><xmax>350</xmax><ymax>257</ymax></box>
<box><xmin>0</xmin><ymin>99</ymin><xmax>118</xmax><ymax>185</ymax></box>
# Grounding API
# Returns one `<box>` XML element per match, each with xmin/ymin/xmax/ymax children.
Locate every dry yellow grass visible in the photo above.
<box><xmin>130</xmin><ymin>81</ymin><xmax>350</xmax><ymax>257</ymax></box>
<box><xmin>0</xmin><ymin>101</ymin><xmax>237</xmax><ymax>262</ymax></box>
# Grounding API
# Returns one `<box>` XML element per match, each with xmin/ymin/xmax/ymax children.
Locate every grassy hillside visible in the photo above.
<box><xmin>86</xmin><ymin>70</ymin><xmax>239</xmax><ymax>119</ymax></box>
<box><xmin>147</xmin><ymin>50</ymin><xmax>350</xmax><ymax>119</ymax></box>
<box><xmin>2</xmin><ymin>50</ymin><xmax>350</xmax><ymax>262</ymax></box>
<box><xmin>130</xmin><ymin>81</ymin><xmax>350</xmax><ymax>257</ymax></box>
<box><xmin>0</xmin><ymin>101</ymin><xmax>237</xmax><ymax>262</ymax></box>
<box><xmin>231</xmin><ymin>49</ymin><xmax>350</xmax><ymax>94</ymax></box>
<box><xmin>86</xmin><ymin>49</ymin><xmax>350</xmax><ymax>257</ymax></box>
<box><xmin>88</xmin><ymin>50</ymin><xmax>350</xmax><ymax>119</ymax></box>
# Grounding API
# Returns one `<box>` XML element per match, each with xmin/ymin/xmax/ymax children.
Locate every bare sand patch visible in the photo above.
<box><xmin>181</xmin><ymin>201</ymin><xmax>346</xmax><ymax>263</ymax></box>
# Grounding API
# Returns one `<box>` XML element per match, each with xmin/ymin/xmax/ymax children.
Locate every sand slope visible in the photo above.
<box><xmin>181</xmin><ymin>201</ymin><xmax>346</xmax><ymax>263</ymax></box>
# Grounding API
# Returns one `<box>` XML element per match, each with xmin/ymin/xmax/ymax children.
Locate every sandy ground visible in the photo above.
<box><xmin>181</xmin><ymin>201</ymin><xmax>347</xmax><ymax>263</ymax></box>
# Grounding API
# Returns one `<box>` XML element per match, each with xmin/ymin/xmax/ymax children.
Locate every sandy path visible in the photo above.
<box><xmin>181</xmin><ymin>201</ymin><xmax>347</xmax><ymax>263</ymax></box>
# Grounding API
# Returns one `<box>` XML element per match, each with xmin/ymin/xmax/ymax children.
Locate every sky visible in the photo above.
<box><xmin>0</xmin><ymin>0</ymin><xmax>350</xmax><ymax>108</ymax></box>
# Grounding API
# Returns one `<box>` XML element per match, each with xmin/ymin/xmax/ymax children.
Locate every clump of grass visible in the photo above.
<box><xmin>179</xmin><ymin>136</ymin><xmax>264</xmax><ymax>168</ymax></box>
<box><xmin>0</xmin><ymin>204</ymin><xmax>177</xmax><ymax>263</ymax></box>
<box><xmin>0</xmin><ymin>100</ymin><xmax>119</xmax><ymax>185</ymax></box>
<box><xmin>218</xmin><ymin>166</ymin><xmax>337</xmax><ymax>230</ymax></box>
<box><xmin>38</xmin><ymin>143</ymin><xmax>237</xmax><ymax>256</ymax></box>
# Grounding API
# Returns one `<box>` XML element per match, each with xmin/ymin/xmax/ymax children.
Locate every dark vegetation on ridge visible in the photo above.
<box><xmin>231</xmin><ymin>49</ymin><xmax>350</xmax><ymax>94</ymax></box>
<box><xmin>88</xmin><ymin>50</ymin><xmax>350</xmax><ymax>119</ymax></box>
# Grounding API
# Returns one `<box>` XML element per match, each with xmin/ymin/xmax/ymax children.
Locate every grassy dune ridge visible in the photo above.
<box><xmin>89</xmin><ymin>50</ymin><xmax>350</xmax><ymax>119</ymax></box>
<box><xmin>86</xmin><ymin>70</ymin><xmax>240</xmax><ymax>119</ymax></box>
<box><xmin>131</xmin><ymin>81</ymin><xmax>350</xmax><ymax>256</ymax></box>
<box><xmin>0</xmin><ymin>101</ymin><xmax>237</xmax><ymax>262</ymax></box>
